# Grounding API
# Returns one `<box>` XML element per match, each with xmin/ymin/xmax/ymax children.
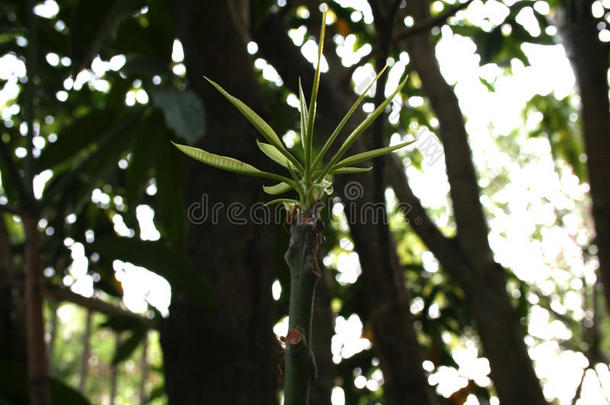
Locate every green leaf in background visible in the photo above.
<box><xmin>89</xmin><ymin>236</ymin><xmax>213</xmax><ymax>308</ymax></box>
<box><xmin>150</xmin><ymin>86</ymin><xmax>206</xmax><ymax>144</ymax></box>
<box><xmin>37</xmin><ymin>109</ymin><xmax>119</xmax><ymax>170</ymax></box>
<box><xmin>112</xmin><ymin>327</ymin><xmax>147</xmax><ymax>365</ymax></box>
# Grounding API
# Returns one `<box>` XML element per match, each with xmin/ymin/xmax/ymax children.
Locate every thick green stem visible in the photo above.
<box><xmin>284</xmin><ymin>209</ymin><xmax>323</xmax><ymax>405</ymax></box>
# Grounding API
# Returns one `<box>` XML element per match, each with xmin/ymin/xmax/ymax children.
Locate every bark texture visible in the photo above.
<box><xmin>559</xmin><ymin>0</ymin><xmax>610</xmax><ymax>313</ymax></box>
<box><xmin>160</xmin><ymin>2</ymin><xmax>278</xmax><ymax>404</ymax></box>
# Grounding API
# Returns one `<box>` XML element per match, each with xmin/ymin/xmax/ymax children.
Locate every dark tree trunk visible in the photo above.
<box><xmin>559</xmin><ymin>0</ymin><xmax>610</xmax><ymax>313</ymax></box>
<box><xmin>0</xmin><ymin>215</ymin><xmax>26</xmax><ymax>363</ymax></box>
<box><xmin>23</xmin><ymin>213</ymin><xmax>51</xmax><ymax>405</ymax></box>
<box><xmin>402</xmin><ymin>1</ymin><xmax>547</xmax><ymax>404</ymax></box>
<box><xmin>160</xmin><ymin>2</ymin><xmax>278</xmax><ymax>404</ymax></box>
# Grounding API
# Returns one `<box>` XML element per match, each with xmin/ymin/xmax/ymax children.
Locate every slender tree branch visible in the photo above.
<box><xmin>44</xmin><ymin>282</ymin><xmax>156</xmax><ymax>329</ymax></box>
<box><xmin>393</xmin><ymin>0</ymin><xmax>473</xmax><ymax>42</ymax></box>
<box><xmin>0</xmin><ymin>204</ymin><xmax>21</xmax><ymax>215</ymax></box>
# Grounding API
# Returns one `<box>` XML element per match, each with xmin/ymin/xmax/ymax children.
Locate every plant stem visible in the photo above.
<box><xmin>283</xmin><ymin>209</ymin><xmax>323</xmax><ymax>405</ymax></box>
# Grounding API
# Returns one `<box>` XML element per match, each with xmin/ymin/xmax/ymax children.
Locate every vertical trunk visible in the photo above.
<box><xmin>161</xmin><ymin>2</ymin><xmax>278</xmax><ymax>404</ymax></box>
<box><xmin>559</xmin><ymin>1</ymin><xmax>610</xmax><ymax>313</ymax></box>
<box><xmin>110</xmin><ymin>333</ymin><xmax>120</xmax><ymax>405</ymax></box>
<box><xmin>23</xmin><ymin>213</ymin><xmax>51</xmax><ymax>405</ymax></box>
<box><xmin>283</xmin><ymin>210</ymin><xmax>323</xmax><ymax>405</ymax></box>
<box><xmin>79</xmin><ymin>309</ymin><xmax>92</xmax><ymax>393</ymax></box>
<box><xmin>403</xmin><ymin>1</ymin><xmax>547</xmax><ymax>404</ymax></box>
<box><xmin>138</xmin><ymin>331</ymin><xmax>149</xmax><ymax>405</ymax></box>
<box><xmin>47</xmin><ymin>301</ymin><xmax>59</xmax><ymax>370</ymax></box>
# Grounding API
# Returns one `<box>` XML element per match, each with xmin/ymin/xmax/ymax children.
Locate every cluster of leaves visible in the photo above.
<box><xmin>173</xmin><ymin>10</ymin><xmax>412</xmax><ymax>209</ymax></box>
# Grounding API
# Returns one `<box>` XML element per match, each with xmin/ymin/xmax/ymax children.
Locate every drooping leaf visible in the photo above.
<box><xmin>263</xmin><ymin>182</ymin><xmax>293</xmax><ymax>195</ymax></box>
<box><xmin>99</xmin><ymin>313</ymin><xmax>149</xmax><ymax>332</ymax></box>
<box><xmin>112</xmin><ymin>327</ymin><xmax>147</xmax><ymax>365</ymax></box>
<box><xmin>331</xmin><ymin>140</ymin><xmax>415</xmax><ymax>170</ymax></box>
<box><xmin>150</xmin><ymin>86</ymin><xmax>206</xmax><ymax>144</ymax></box>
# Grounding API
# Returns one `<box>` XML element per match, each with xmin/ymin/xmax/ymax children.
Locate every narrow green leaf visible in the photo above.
<box><xmin>330</xmin><ymin>166</ymin><xmax>372</xmax><ymax>174</ymax></box>
<box><xmin>264</xmin><ymin>198</ymin><xmax>301</xmax><ymax>207</ymax></box>
<box><xmin>298</xmin><ymin>78</ymin><xmax>309</xmax><ymax>151</ymax></box>
<box><xmin>331</xmin><ymin>140</ymin><xmax>414</xmax><ymax>170</ymax></box>
<box><xmin>323</xmin><ymin>74</ymin><xmax>409</xmax><ymax>177</ymax></box>
<box><xmin>263</xmin><ymin>182</ymin><xmax>293</xmax><ymax>195</ymax></box>
<box><xmin>312</xmin><ymin>65</ymin><xmax>388</xmax><ymax>169</ymax></box>
<box><xmin>204</xmin><ymin>77</ymin><xmax>302</xmax><ymax>169</ymax></box>
<box><xmin>173</xmin><ymin>142</ymin><xmax>296</xmax><ymax>186</ymax></box>
<box><xmin>173</xmin><ymin>142</ymin><xmax>264</xmax><ymax>176</ymax></box>
<box><xmin>257</xmin><ymin>140</ymin><xmax>290</xmax><ymax>169</ymax></box>
<box><xmin>305</xmin><ymin>8</ymin><xmax>327</xmax><ymax>176</ymax></box>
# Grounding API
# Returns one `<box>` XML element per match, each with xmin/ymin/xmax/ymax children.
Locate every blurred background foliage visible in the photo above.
<box><xmin>0</xmin><ymin>0</ymin><xmax>609</xmax><ymax>404</ymax></box>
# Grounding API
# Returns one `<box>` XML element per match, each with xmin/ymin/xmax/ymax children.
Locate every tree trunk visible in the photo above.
<box><xmin>0</xmin><ymin>215</ymin><xmax>26</xmax><ymax>363</ymax></box>
<box><xmin>559</xmin><ymin>0</ymin><xmax>610</xmax><ymax>313</ymax></box>
<box><xmin>79</xmin><ymin>309</ymin><xmax>92</xmax><ymax>393</ymax></box>
<box><xmin>160</xmin><ymin>2</ymin><xmax>278</xmax><ymax>404</ymax></box>
<box><xmin>402</xmin><ymin>1</ymin><xmax>547</xmax><ymax>404</ymax></box>
<box><xmin>23</xmin><ymin>213</ymin><xmax>51</xmax><ymax>405</ymax></box>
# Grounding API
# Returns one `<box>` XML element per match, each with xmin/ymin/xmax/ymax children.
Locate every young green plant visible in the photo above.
<box><xmin>173</xmin><ymin>9</ymin><xmax>412</xmax><ymax>405</ymax></box>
